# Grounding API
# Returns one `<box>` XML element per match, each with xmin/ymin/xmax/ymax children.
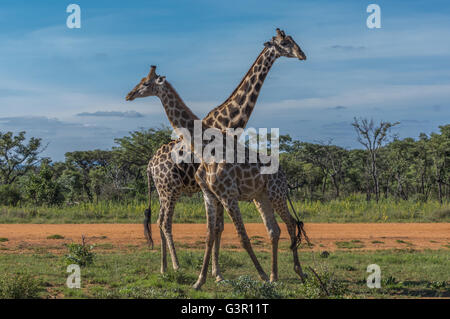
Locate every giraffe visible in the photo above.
<box><xmin>140</xmin><ymin>29</ymin><xmax>306</xmax><ymax>278</ymax></box>
<box><xmin>126</xmin><ymin>65</ymin><xmax>308</xmax><ymax>289</ymax></box>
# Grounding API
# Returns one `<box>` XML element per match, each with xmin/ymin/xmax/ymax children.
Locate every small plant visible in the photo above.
<box><xmin>47</xmin><ymin>234</ymin><xmax>64</xmax><ymax>239</ymax></box>
<box><xmin>427</xmin><ymin>280</ymin><xmax>447</xmax><ymax>290</ymax></box>
<box><xmin>320</xmin><ymin>251</ymin><xmax>330</xmax><ymax>258</ymax></box>
<box><xmin>220</xmin><ymin>275</ymin><xmax>284</xmax><ymax>299</ymax></box>
<box><xmin>0</xmin><ymin>237</ymin><xmax>9</xmax><ymax>242</ymax></box>
<box><xmin>219</xmin><ymin>253</ymin><xmax>244</xmax><ymax>268</ymax></box>
<box><xmin>65</xmin><ymin>235</ymin><xmax>95</xmax><ymax>267</ymax></box>
<box><xmin>371</xmin><ymin>240</ymin><xmax>384</xmax><ymax>244</ymax></box>
<box><xmin>396</xmin><ymin>239</ymin><xmax>413</xmax><ymax>246</ymax></box>
<box><xmin>179</xmin><ymin>251</ymin><xmax>203</xmax><ymax>269</ymax></box>
<box><xmin>296</xmin><ymin>267</ymin><xmax>348</xmax><ymax>298</ymax></box>
<box><xmin>382</xmin><ymin>275</ymin><xmax>403</xmax><ymax>288</ymax></box>
<box><xmin>0</xmin><ymin>272</ymin><xmax>41</xmax><ymax>299</ymax></box>
<box><xmin>337</xmin><ymin>264</ymin><xmax>356</xmax><ymax>271</ymax></box>
<box><xmin>161</xmin><ymin>271</ymin><xmax>194</xmax><ymax>285</ymax></box>
<box><xmin>335</xmin><ymin>240</ymin><xmax>365</xmax><ymax>249</ymax></box>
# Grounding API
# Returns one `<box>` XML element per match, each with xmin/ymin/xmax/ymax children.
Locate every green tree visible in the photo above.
<box><xmin>24</xmin><ymin>164</ymin><xmax>64</xmax><ymax>205</ymax></box>
<box><xmin>429</xmin><ymin>125</ymin><xmax>450</xmax><ymax>203</ymax></box>
<box><xmin>113</xmin><ymin>127</ymin><xmax>172</xmax><ymax>195</ymax></box>
<box><xmin>352</xmin><ymin>118</ymin><xmax>399</xmax><ymax>202</ymax></box>
<box><xmin>64</xmin><ymin>150</ymin><xmax>113</xmax><ymax>201</ymax></box>
<box><xmin>0</xmin><ymin>131</ymin><xmax>45</xmax><ymax>185</ymax></box>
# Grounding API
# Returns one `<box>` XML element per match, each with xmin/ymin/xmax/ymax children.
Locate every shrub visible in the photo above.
<box><xmin>65</xmin><ymin>236</ymin><xmax>95</xmax><ymax>267</ymax></box>
<box><xmin>0</xmin><ymin>272</ymin><xmax>41</xmax><ymax>299</ymax></box>
<box><xmin>295</xmin><ymin>268</ymin><xmax>348</xmax><ymax>298</ymax></box>
<box><xmin>220</xmin><ymin>275</ymin><xmax>284</xmax><ymax>299</ymax></box>
<box><xmin>0</xmin><ymin>184</ymin><xmax>21</xmax><ymax>206</ymax></box>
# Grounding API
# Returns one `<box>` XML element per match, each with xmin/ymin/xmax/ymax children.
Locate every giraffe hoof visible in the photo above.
<box><xmin>270</xmin><ymin>275</ymin><xmax>278</xmax><ymax>283</ymax></box>
<box><xmin>215</xmin><ymin>275</ymin><xmax>225</xmax><ymax>282</ymax></box>
<box><xmin>192</xmin><ymin>281</ymin><xmax>203</xmax><ymax>290</ymax></box>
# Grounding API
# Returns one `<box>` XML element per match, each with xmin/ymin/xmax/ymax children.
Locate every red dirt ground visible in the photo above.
<box><xmin>0</xmin><ymin>223</ymin><xmax>449</xmax><ymax>253</ymax></box>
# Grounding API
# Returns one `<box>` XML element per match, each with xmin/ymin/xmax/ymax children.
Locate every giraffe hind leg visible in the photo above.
<box><xmin>253</xmin><ymin>193</ymin><xmax>280</xmax><ymax>282</ymax></box>
<box><xmin>272</xmin><ymin>198</ymin><xmax>306</xmax><ymax>281</ymax></box>
<box><xmin>223</xmin><ymin>198</ymin><xmax>269</xmax><ymax>282</ymax></box>
<box><xmin>159</xmin><ymin>192</ymin><xmax>181</xmax><ymax>272</ymax></box>
<box><xmin>212</xmin><ymin>203</ymin><xmax>225</xmax><ymax>282</ymax></box>
<box><xmin>193</xmin><ymin>190</ymin><xmax>219</xmax><ymax>290</ymax></box>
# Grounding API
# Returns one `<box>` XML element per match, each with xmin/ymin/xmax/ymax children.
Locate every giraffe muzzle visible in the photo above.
<box><xmin>126</xmin><ymin>92</ymin><xmax>136</xmax><ymax>101</ymax></box>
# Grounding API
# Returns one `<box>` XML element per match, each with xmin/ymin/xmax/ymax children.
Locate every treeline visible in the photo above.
<box><xmin>0</xmin><ymin>119</ymin><xmax>449</xmax><ymax>206</ymax></box>
<box><xmin>280</xmin><ymin>120</ymin><xmax>449</xmax><ymax>203</ymax></box>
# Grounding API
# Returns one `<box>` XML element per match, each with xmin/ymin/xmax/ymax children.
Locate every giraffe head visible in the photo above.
<box><xmin>126</xmin><ymin>65</ymin><xmax>166</xmax><ymax>101</ymax></box>
<box><xmin>264</xmin><ymin>28</ymin><xmax>306</xmax><ymax>60</ymax></box>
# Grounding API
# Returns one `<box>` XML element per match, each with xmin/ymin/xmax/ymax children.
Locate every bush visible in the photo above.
<box><xmin>0</xmin><ymin>272</ymin><xmax>41</xmax><ymax>299</ymax></box>
<box><xmin>295</xmin><ymin>268</ymin><xmax>348</xmax><ymax>298</ymax></box>
<box><xmin>65</xmin><ymin>237</ymin><xmax>95</xmax><ymax>267</ymax></box>
<box><xmin>161</xmin><ymin>271</ymin><xmax>195</xmax><ymax>285</ymax></box>
<box><xmin>179</xmin><ymin>251</ymin><xmax>203</xmax><ymax>269</ymax></box>
<box><xmin>24</xmin><ymin>165</ymin><xmax>64</xmax><ymax>206</ymax></box>
<box><xmin>220</xmin><ymin>275</ymin><xmax>284</xmax><ymax>299</ymax></box>
<box><xmin>0</xmin><ymin>184</ymin><xmax>21</xmax><ymax>206</ymax></box>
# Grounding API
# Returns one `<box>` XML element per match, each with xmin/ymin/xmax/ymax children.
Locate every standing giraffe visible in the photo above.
<box><xmin>141</xmin><ymin>29</ymin><xmax>306</xmax><ymax>278</ymax></box>
<box><xmin>126</xmin><ymin>65</ymin><xmax>308</xmax><ymax>289</ymax></box>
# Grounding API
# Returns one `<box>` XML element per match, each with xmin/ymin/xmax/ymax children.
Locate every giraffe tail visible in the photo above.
<box><xmin>286</xmin><ymin>193</ymin><xmax>311</xmax><ymax>249</ymax></box>
<box><xmin>144</xmin><ymin>170</ymin><xmax>154</xmax><ymax>249</ymax></box>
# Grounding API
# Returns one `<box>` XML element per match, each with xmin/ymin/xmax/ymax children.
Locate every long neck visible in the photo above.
<box><xmin>202</xmin><ymin>46</ymin><xmax>280</xmax><ymax>130</ymax></box>
<box><xmin>156</xmin><ymin>81</ymin><xmax>199</xmax><ymax>138</ymax></box>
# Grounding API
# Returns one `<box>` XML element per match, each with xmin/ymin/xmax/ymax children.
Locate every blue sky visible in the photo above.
<box><xmin>0</xmin><ymin>0</ymin><xmax>449</xmax><ymax>160</ymax></box>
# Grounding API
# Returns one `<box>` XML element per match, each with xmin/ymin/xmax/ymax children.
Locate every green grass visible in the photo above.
<box><xmin>0</xmin><ymin>238</ymin><xmax>9</xmax><ymax>242</ymax></box>
<box><xmin>0</xmin><ymin>195</ymin><xmax>449</xmax><ymax>224</ymax></box>
<box><xmin>396</xmin><ymin>240</ymin><xmax>414</xmax><ymax>246</ymax></box>
<box><xmin>47</xmin><ymin>234</ymin><xmax>65</xmax><ymax>240</ymax></box>
<box><xmin>0</xmin><ymin>248</ymin><xmax>447</xmax><ymax>299</ymax></box>
<box><xmin>335</xmin><ymin>240</ymin><xmax>366</xmax><ymax>249</ymax></box>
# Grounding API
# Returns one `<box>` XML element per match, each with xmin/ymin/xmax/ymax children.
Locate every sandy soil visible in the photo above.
<box><xmin>0</xmin><ymin>223</ymin><xmax>449</xmax><ymax>254</ymax></box>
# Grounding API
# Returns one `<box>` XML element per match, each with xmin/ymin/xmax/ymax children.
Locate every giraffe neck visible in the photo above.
<box><xmin>156</xmin><ymin>81</ymin><xmax>199</xmax><ymax>136</ymax></box>
<box><xmin>203</xmin><ymin>46</ymin><xmax>280</xmax><ymax>130</ymax></box>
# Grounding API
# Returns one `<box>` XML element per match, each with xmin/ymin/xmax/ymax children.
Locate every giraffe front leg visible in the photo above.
<box><xmin>193</xmin><ymin>191</ymin><xmax>218</xmax><ymax>290</ymax></box>
<box><xmin>212</xmin><ymin>203</ymin><xmax>225</xmax><ymax>282</ymax></box>
<box><xmin>159</xmin><ymin>192</ymin><xmax>181</xmax><ymax>272</ymax></box>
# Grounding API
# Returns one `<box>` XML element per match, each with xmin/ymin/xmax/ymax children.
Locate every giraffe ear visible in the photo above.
<box><xmin>155</xmin><ymin>76</ymin><xmax>166</xmax><ymax>85</ymax></box>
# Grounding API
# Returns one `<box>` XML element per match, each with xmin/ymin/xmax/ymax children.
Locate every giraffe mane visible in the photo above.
<box><xmin>165</xmin><ymin>81</ymin><xmax>200</xmax><ymax>120</ymax></box>
<box><xmin>203</xmin><ymin>46</ymin><xmax>270</xmax><ymax>119</ymax></box>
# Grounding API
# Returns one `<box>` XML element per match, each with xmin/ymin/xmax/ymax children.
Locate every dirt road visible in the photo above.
<box><xmin>0</xmin><ymin>223</ymin><xmax>449</xmax><ymax>253</ymax></box>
